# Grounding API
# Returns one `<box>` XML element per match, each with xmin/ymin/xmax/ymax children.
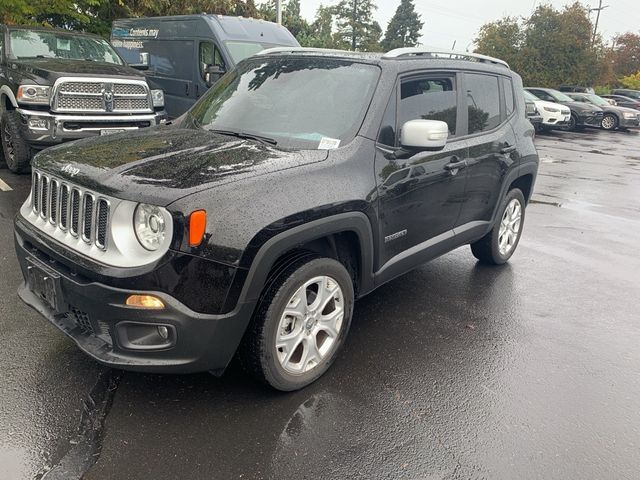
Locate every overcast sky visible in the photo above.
<box><xmin>298</xmin><ymin>0</ymin><xmax>639</xmax><ymax>50</ymax></box>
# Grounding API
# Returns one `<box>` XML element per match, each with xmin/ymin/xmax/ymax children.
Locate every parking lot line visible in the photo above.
<box><xmin>0</xmin><ymin>177</ymin><xmax>12</xmax><ymax>191</ymax></box>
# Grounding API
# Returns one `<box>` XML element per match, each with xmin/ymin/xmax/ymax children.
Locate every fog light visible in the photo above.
<box><xmin>157</xmin><ymin>326</ymin><xmax>169</xmax><ymax>340</ymax></box>
<box><xmin>28</xmin><ymin>118</ymin><xmax>49</xmax><ymax>131</ymax></box>
<box><xmin>126</xmin><ymin>294</ymin><xmax>165</xmax><ymax>309</ymax></box>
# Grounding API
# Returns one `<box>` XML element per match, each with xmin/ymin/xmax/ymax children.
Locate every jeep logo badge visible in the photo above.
<box><xmin>101</xmin><ymin>83</ymin><xmax>115</xmax><ymax>112</ymax></box>
<box><xmin>61</xmin><ymin>164</ymin><xmax>80</xmax><ymax>177</ymax></box>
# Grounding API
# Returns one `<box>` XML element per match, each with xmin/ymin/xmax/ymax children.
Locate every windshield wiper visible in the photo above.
<box><xmin>210</xmin><ymin>129</ymin><xmax>277</xmax><ymax>146</ymax></box>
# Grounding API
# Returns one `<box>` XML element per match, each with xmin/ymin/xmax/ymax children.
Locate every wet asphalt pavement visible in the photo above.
<box><xmin>1</xmin><ymin>129</ymin><xmax>639</xmax><ymax>479</ymax></box>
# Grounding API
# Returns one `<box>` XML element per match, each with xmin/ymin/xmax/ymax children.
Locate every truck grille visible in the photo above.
<box><xmin>53</xmin><ymin>78</ymin><xmax>152</xmax><ymax>114</ymax></box>
<box><xmin>31</xmin><ymin>170</ymin><xmax>111</xmax><ymax>251</ymax></box>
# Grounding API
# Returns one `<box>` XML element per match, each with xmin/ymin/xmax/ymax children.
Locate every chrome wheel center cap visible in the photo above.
<box><xmin>305</xmin><ymin>315</ymin><xmax>317</xmax><ymax>331</ymax></box>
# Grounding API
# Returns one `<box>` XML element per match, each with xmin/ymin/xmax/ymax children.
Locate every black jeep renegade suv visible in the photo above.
<box><xmin>15</xmin><ymin>48</ymin><xmax>538</xmax><ymax>391</ymax></box>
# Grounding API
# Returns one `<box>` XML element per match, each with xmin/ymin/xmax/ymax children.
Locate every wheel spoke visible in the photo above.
<box><xmin>301</xmin><ymin>337</ymin><xmax>321</xmax><ymax>370</ymax></box>
<box><xmin>318</xmin><ymin>309</ymin><xmax>343</xmax><ymax>338</ymax></box>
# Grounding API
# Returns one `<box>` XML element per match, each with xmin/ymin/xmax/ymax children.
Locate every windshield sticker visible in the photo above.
<box><xmin>318</xmin><ymin>137</ymin><xmax>341</xmax><ymax>150</ymax></box>
<box><xmin>57</xmin><ymin>38</ymin><xmax>71</xmax><ymax>51</ymax></box>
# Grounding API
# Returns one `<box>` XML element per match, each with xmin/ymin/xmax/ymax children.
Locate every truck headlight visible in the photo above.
<box><xmin>543</xmin><ymin>106</ymin><xmax>559</xmax><ymax>113</ymax></box>
<box><xmin>134</xmin><ymin>203</ymin><xmax>168</xmax><ymax>251</ymax></box>
<box><xmin>150</xmin><ymin>89</ymin><xmax>164</xmax><ymax>108</ymax></box>
<box><xmin>17</xmin><ymin>85</ymin><xmax>51</xmax><ymax>105</ymax></box>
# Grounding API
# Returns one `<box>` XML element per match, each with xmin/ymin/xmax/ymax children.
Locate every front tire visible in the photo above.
<box><xmin>238</xmin><ymin>256</ymin><xmax>354</xmax><ymax>391</ymax></box>
<box><xmin>1</xmin><ymin>110</ymin><xmax>32</xmax><ymax>173</ymax></box>
<box><xmin>471</xmin><ymin>188</ymin><xmax>526</xmax><ymax>265</ymax></box>
<box><xmin>601</xmin><ymin>113</ymin><xmax>618</xmax><ymax>131</ymax></box>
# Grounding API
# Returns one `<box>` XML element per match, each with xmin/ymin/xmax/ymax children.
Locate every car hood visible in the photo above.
<box><xmin>12</xmin><ymin>58</ymin><xmax>146</xmax><ymax>85</ymax></box>
<box><xmin>605</xmin><ymin>105</ymin><xmax>640</xmax><ymax>116</ymax></box>
<box><xmin>560</xmin><ymin>101</ymin><xmax>603</xmax><ymax>113</ymax></box>
<box><xmin>32</xmin><ymin>125</ymin><xmax>329</xmax><ymax>206</ymax></box>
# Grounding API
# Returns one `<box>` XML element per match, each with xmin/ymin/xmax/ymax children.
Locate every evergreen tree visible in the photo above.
<box><xmin>333</xmin><ymin>0</ymin><xmax>381</xmax><ymax>51</ymax></box>
<box><xmin>381</xmin><ymin>0</ymin><xmax>423</xmax><ymax>51</ymax></box>
<box><xmin>301</xmin><ymin>5</ymin><xmax>337</xmax><ymax>48</ymax></box>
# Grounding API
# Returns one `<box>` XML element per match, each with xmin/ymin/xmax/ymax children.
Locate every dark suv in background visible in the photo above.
<box><xmin>526</xmin><ymin>87</ymin><xmax>603</xmax><ymax>131</ymax></box>
<box><xmin>15</xmin><ymin>48</ymin><xmax>538</xmax><ymax>391</ymax></box>
<box><xmin>0</xmin><ymin>25</ymin><xmax>167</xmax><ymax>173</ymax></box>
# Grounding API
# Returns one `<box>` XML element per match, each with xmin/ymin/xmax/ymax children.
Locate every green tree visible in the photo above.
<box><xmin>302</xmin><ymin>5</ymin><xmax>337</xmax><ymax>48</ymax></box>
<box><xmin>381</xmin><ymin>0</ymin><xmax>423</xmax><ymax>51</ymax></box>
<box><xmin>474</xmin><ymin>16</ymin><xmax>523</xmax><ymax>71</ymax></box>
<box><xmin>620</xmin><ymin>72</ymin><xmax>640</xmax><ymax>89</ymax></box>
<box><xmin>333</xmin><ymin>0</ymin><xmax>381</xmax><ymax>51</ymax></box>
<box><xmin>610</xmin><ymin>33</ymin><xmax>640</xmax><ymax>78</ymax></box>
<box><xmin>474</xmin><ymin>2</ymin><xmax>601</xmax><ymax>88</ymax></box>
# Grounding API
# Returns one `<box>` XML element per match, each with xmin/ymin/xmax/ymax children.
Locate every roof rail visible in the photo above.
<box><xmin>382</xmin><ymin>47</ymin><xmax>510</xmax><ymax>69</ymax></box>
<box><xmin>256</xmin><ymin>47</ymin><xmax>352</xmax><ymax>56</ymax></box>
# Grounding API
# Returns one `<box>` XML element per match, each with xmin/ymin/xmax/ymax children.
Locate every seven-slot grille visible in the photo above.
<box><xmin>53</xmin><ymin>79</ymin><xmax>152</xmax><ymax>114</ymax></box>
<box><xmin>31</xmin><ymin>171</ymin><xmax>110</xmax><ymax>250</ymax></box>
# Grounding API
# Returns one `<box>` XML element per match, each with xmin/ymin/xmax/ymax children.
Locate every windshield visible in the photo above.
<box><xmin>9</xmin><ymin>30</ymin><xmax>123</xmax><ymax>64</ymax></box>
<box><xmin>189</xmin><ymin>57</ymin><xmax>380</xmax><ymax>149</ymax></box>
<box><xmin>549</xmin><ymin>90</ymin><xmax>574</xmax><ymax>102</ymax></box>
<box><xmin>583</xmin><ymin>94</ymin><xmax>610</xmax><ymax>107</ymax></box>
<box><xmin>523</xmin><ymin>90</ymin><xmax>539</xmax><ymax>101</ymax></box>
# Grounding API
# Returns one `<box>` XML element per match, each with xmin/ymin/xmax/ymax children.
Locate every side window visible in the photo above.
<box><xmin>377</xmin><ymin>85</ymin><xmax>397</xmax><ymax>147</ymax></box>
<box><xmin>399</xmin><ymin>76</ymin><xmax>457</xmax><ymax>136</ymax></box>
<box><xmin>465</xmin><ymin>73</ymin><xmax>501</xmax><ymax>134</ymax></box>
<box><xmin>535</xmin><ymin>90</ymin><xmax>552</xmax><ymax>102</ymax></box>
<box><xmin>199</xmin><ymin>42</ymin><xmax>225</xmax><ymax>79</ymax></box>
<box><xmin>503</xmin><ymin>77</ymin><xmax>515</xmax><ymax>117</ymax></box>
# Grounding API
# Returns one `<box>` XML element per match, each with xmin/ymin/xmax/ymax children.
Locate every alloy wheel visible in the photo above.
<box><xmin>275</xmin><ymin>275</ymin><xmax>344</xmax><ymax>374</ymax></box>
<box><xmin>601</xmin><ymin>115</ymin><xmax>616</xmax><ymax>130</ymax></box>
<box><xmin>498</xmin><ymin>198</ymin><xmax>522</xmax><ymax>256</ymax></box>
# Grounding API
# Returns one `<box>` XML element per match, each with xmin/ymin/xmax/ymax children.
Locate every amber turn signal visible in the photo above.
<box><xmin>189</xmin><ymin>210</ymin><xmax>207</xmax><ymax>247</ymax></box>
<box><xmin>126</xmin><ymin>295</ymin><xmax>165</xmax><ymax>309</ymax></box>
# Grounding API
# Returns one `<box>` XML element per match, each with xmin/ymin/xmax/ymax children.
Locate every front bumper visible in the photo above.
<box><xmin>15</xmin><ymin>221</ymin><xmax>255</xmax><ymax>374</ymax></box>
<box><xmin>619</xmin><ymin>115</ymin><xmax>640</xmax><ymax>128</ymax></box>
<box><xmin>541</xmin><ymin>111</ymin><xmax>571</xmax><ymax>128</ymax></box>
<box><xmin>17</xmin><ymin>108</ymin><xmax>168</xmax><ymax>149</ymax></box>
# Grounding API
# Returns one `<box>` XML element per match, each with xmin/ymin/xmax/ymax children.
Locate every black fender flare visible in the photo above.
<box><xmin>0</xmin><ymin>86</ymin><xmax>18</xmax><ymax>113</ymax></box>
<box><xmin>488</xmin><ymin>158</ymin><xmax>538</xmax><ymax>226</ymax></box>
<box><xmin>238</xmin><ymin>212</ymin><xmax>375</xmax><ymax>305</ymax></box>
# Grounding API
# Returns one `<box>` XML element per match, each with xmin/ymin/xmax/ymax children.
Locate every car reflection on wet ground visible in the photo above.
<box><xmin>0</xmin><ymin>128</ymin><xmax>639</xmax><ymax>479</ymax></box>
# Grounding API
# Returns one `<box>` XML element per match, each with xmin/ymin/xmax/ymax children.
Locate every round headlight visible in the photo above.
<box><xmin>134</xmin><ymin>203</ymin><xmax>166</xmax><ymax>251</ymax></box>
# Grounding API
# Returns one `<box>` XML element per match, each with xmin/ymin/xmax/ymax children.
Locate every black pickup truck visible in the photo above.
<box><xmin>0</xmin><ymin>25</ymin><xmax>167</xmax><ymax>173</ymax></box>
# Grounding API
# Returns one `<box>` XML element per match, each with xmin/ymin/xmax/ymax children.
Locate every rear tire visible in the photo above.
<box><xmin>1</xmin><ymin>110</ymin><xmax>32</xmax><ymax>173</ymax></box>
<box><xmin>471</xmin><ymin>188</ymin><xmax>526</xmax><ymax>265</ymax></box>
<box><xmin>238</xmin><ymin>256</ymin><xmax>354</xmax><ymax>391</ymax></box>
<box><xmin>567</xmin><ymin>114</ymin><xmax>578</xmax><ymax>131</ymax></box>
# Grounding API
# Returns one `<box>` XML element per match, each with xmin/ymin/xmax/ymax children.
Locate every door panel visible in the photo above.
<box><xmin>144</xmin><ymin>39</ymin><xmax>196</xmax><ymax>118</ymax></box>
<box><xmin>457</xmin><ymin>73</ymin><xmax>517</xmax><ymax>226</ymax></box>
<box><xmin>374</xmin><ymin>73</ymin><xmax>467</xmax><ymax>268</ymax></box>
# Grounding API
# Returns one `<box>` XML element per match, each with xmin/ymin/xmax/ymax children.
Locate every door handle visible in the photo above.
<box><xmin>500</xmin><ymin>145</ymin><xmax>517</xmax><ymax>154</ymax></box>
<box><xmin>444</xmin><ymin>158</ymin><xmax>467</xmax><ymax>171</ymax></box>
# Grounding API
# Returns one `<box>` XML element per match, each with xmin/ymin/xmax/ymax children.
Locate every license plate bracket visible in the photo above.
<box><xmin>26</xmin><ymin>258</ymin><xmax>66</xmax><ymax>313</ymax></box>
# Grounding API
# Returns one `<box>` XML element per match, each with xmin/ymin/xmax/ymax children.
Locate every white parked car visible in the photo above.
<box><xmin>523</xmin><ymin>90</ymin><xmax>571</xmax><ymax>131</ymax></box>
